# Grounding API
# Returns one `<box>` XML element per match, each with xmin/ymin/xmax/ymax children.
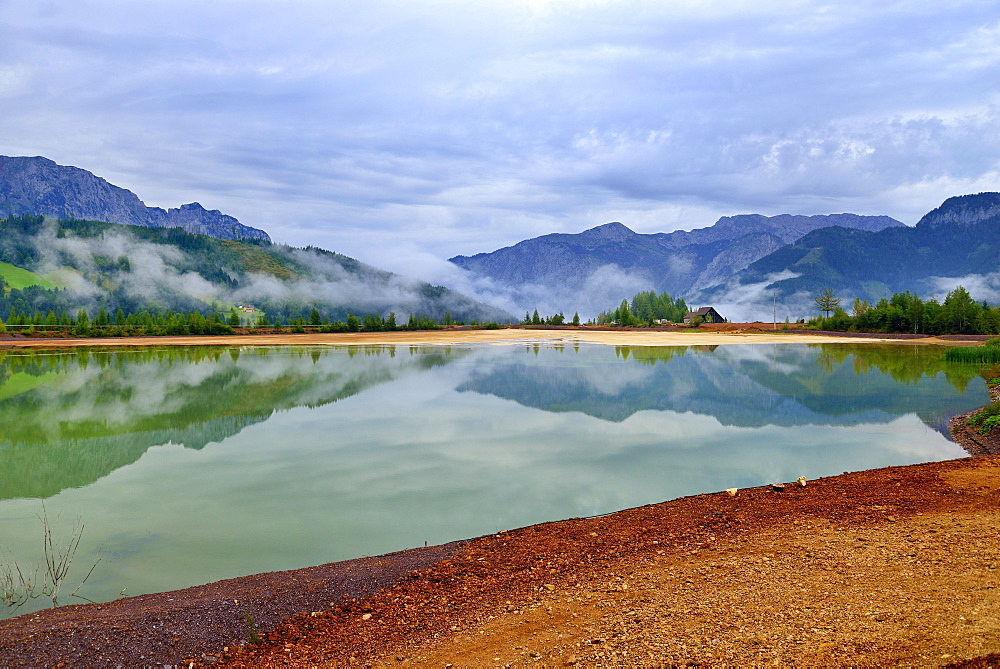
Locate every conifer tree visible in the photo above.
<box><xmin>815</xmin><ymin>288</ymin><xmax>841</xmax><ymax>318</ymax></box>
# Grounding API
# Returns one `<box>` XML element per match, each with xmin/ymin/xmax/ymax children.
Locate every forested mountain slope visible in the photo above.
<box><xmin>0</xmin><ymin>215</ymin><xmax>512</xmax><ymax>325</ymax></box>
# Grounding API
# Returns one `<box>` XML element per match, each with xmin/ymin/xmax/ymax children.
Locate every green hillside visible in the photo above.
<box><xmin>0</xmin><ymin>260</ymin><xmax>56</xmax><ymax>290</ymax></box>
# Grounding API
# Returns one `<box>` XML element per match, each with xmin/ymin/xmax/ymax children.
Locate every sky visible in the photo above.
<box><xmin>2</xmin><ymin>0</ymin><xmax>999</xmax><ymax>292</ymax></box>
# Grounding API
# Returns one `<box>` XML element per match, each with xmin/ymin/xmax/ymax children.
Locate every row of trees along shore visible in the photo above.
<box><xmin>521</xmin><ymin>291</ymin><xmax>689</xmax><ymax>328</ymax></box>
<box><xmin>522</xmin><ymin>310</ymin><xmax>581</xmax><ymax>326</ymax></box>
<box><xmin>810</xmin><ymin>286</ymin><xmax>1000</xmax><ymax>335</ymax></box>
<box><xmin>0</xmin><ymin>305</ymin><xmax>505</xmax><ymax>337</ymax></box>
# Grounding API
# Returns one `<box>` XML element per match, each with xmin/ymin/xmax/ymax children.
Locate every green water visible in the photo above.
<box><xmin>0</xmin><ymin>342</ymin><xmax>987</xmax><ymax>616</ymax></box>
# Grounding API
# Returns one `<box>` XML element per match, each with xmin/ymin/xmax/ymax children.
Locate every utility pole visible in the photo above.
<box><xmin>772</xmin><ymin>292</ymin><xmax>777</xmax><ymax>331</ymax></box>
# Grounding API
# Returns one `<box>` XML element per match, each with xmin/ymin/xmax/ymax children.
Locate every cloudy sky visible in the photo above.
<box><xmin>2</xmin><ymin>0</ymin><xmax>998</xmax><ymax>283</ymax></box>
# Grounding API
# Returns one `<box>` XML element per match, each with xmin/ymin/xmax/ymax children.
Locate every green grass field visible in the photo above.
<box><xmin>0</xmin><ymin>261</ymin><xmax>57</xmax><ymax>290</ymax></box>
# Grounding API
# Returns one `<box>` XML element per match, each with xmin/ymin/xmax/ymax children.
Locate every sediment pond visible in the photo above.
<box><xmin>0</xmin><ymin>342</ymin><xmax>987</xmax><ymax>615</ymax></box>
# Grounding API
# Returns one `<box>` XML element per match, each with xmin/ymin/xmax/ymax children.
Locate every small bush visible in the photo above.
<box><xmin>986</xmin><ymin>336</ymin><xmax>1000</xmax><ymax>347</ymax></box>
<box><xmin>1</xmin><ymin>505</ymin><xmax>100</xmax><ymax>617</ymax></box>
<box><xmin>244</xmin><ymin>608</ymin><xmax>262</xmax><ymax>644</ymax></box>
<box><xmin>968</xmin><ymin>403</ymin><xmax>1000</xmax><ymax>435</ymax></box>
<box><xmin>319</xmin><ymin>322</ymin><xmax>349</xmax><ymax>333</ymax></box>
<box><xmin>977</xmin><ymin>415</ymin><xmax>1000</xmax><ymax>434</ymax></box>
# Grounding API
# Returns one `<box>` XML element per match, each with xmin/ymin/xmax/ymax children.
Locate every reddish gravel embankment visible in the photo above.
<box><xmin>4</xmin><ymin>456</ymin><xmax>999</xmax><ymax>666</ymax></box>
<box><xmin>216</xmin><ymin>456</ymin><xmax>1000</xmax><ymax>667</ymax></box>
<box><xmin>0</xmin><ymin>544</ymin><xmax>461</xmax><ymax>666</ymax></box>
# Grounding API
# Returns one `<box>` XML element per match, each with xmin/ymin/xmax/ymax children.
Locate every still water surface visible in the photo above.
<box><xmin>0</xmin><ymin>342</ymin><xmax>987</xmax><ymax>613</ymax></box>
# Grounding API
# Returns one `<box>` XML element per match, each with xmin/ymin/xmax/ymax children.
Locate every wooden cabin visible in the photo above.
<box><xmin>682</xmin><ymin>306</ymin><xmax>726</xmax><ymax>324</ymax></box>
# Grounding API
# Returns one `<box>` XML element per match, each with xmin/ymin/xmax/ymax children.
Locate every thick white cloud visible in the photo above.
<box><xmin>1</xmin><ymin>0</ymin><xmax>998</xmax><ymax>287</ymax></box>
<box><xmin>932</xmin><ymin>272</ymin><xmax>1000</xmax><ymax>303</ymax></box>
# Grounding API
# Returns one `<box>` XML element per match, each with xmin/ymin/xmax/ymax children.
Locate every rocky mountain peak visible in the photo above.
<box><xmin>0</xmin><ymin>155</ymin><xmax>270</xmax><ymax>242</ymax></box>
<box><xmin>579</xmin><ymin>221</ymin><xmax>636</xmax><ymax>241</ymax></box>
<box><xmin>916</xmin><ymin>192</ymin><xmax>1000</xmax><ymax>228</ymax></box>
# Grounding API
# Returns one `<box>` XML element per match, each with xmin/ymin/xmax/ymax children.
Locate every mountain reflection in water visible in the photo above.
<box><xmin>0</xmin><ymin>345</ymin><xmax>462</xmax><ymax>500</ymax></box>
<box><xmin>458</xmin><ymin>343</ymin><xmax>981</xmax><ymax>430</ymax></box>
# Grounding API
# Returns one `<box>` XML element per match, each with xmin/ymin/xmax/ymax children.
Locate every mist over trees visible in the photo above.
<box><xmin>0</xmin><ymin>214</ymin><xmax>512</xmax><ymax>330</ymax></box>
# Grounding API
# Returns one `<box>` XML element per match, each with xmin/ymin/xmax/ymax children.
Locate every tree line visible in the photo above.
<box><xmin>0</xmin><ymin>300</ymin><xmax>501</xmax><ymax>337</ymax></box>
<box><xmin>521</xmin><ymin>310</ymin><xmax>581</xmax><ymax>326</ymax></box>
<box><xmin>810</xmin><ymin>286</ymin><xmax>1000</xmax><ymax>335</ymax></box>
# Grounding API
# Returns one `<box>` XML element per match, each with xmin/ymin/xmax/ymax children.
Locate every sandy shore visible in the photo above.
<box><xmin>0</xmin><ymin>326</ymin><xmax>981</xmax><ymax>349</ymax></box>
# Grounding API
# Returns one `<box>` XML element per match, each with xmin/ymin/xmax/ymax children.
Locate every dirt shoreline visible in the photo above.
<box><xmin>233</xmin><ymin>456</ymin><xmax>1000</xmax><ymax>668</ymax></box>
<box><xmin>0</xmin><ymin>324</ymin><xmax>990</xmax><ymax>349</ymax></box>
<box><xmin>950</xmin><ymin>381</ymin><xmax>1000</xmax><ymax>456</ymax></box>
<box><xmin>1</xmin><ymin>328</ymin><xmax>998</xmax><ymax>665</ymax></box>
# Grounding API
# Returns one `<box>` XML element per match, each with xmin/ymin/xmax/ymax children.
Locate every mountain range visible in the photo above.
<box><xmin>449</xmin><ymin>213</ymin><xmax>903</xmax><ymax>316</ymax></box>
<box><xmin>450</xmin><ymin>214</ymin><xmax>904</xmax><ymax>320</ymax></box>
<box><xmin>451</xmin><ymin>195</ymin><xmax>1000</xmax><ymax>318</ymax></box>
<box><xmin>0</xmin><ymin>156</ymin><xmax>270</xmax><ymax>242</ymax></box>
<box><xmin>4</xmin><ymin>154</ymin><xmax>997</xmax><ymax>322</ymax></box>
<box><xmin>699</xmin><ymin>193</ymin><xmax>1000</xmax><ymax>306</ymax></box>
